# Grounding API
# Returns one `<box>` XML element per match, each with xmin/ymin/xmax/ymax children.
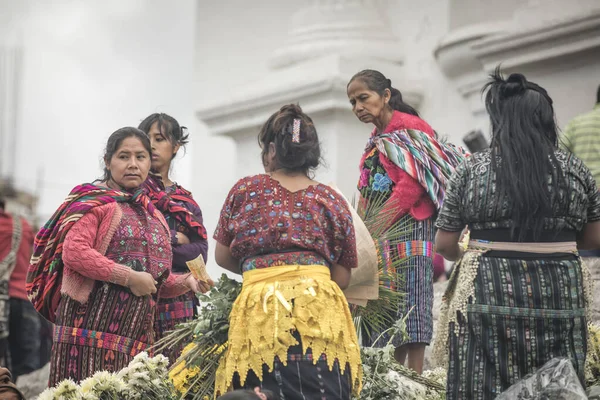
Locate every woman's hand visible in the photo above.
<box><xmin>128</xmin><ymin>271</ymin><xmax>158</xmax><ymax>296</ymax></box>
<box><xmin>176</xmin><ymin>232</ymin><xmax>191</xmax><ymax>245</ymax></box>
<box><xmin>186</xmin><ymin>275</ymin><xmax>212</xmax><ymax>294</ymax></box>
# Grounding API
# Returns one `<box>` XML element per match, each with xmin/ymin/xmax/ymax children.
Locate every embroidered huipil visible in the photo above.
<box><xmin>214</xmin><ymin>174</ymin><xmax>362</xmax><ymax>395</ymax></box>
<box><xmin>49</xmin><ymin>202</ymin><xmax>185</xmax><ymax>386</ymax></box>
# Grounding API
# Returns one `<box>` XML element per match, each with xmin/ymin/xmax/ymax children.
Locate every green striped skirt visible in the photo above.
<box><xmin>446</xmin><ymin>255</ymin><xmax>587</xmax><ymax>399</ymax></box>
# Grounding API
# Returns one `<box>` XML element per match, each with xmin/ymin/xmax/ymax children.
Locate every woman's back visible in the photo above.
<box><xmin>434</xmin><ymin>69</ymin><xmax>600</xmax><ymax>400</ymax></box>
<box><xmin>213</xmin><ymin>174</ymin><xmax>357</xmax><ymax>269</ymax></box>
<box><xmin>213</xmin><ymin>104</ymin><xmax>362</xmax><ymax>398</ymax></box>
<box><xmin>438</xmin><ymin>149</ymin><xmax>600</xmax><ymax>237</ymax></box>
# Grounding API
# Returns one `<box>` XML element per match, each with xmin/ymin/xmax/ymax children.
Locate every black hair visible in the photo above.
<box><xmin>596</xmin><ymin>84</ymin><xmax>600</xmax><ymax>104</ymax></box>
<box><xmin>138</xmin><ymin>113</ymin><xmax>189</xmax><ymax>159</ymax></box>
<box><xmin>217</xmin><ymin>389</ymin><xmax>275</xmax><ymax>400</ymax></box>
<box><xmin>348</xmin><ymin>69</ymin><xmax>420</xmax><ymax>116</ymax></box>
<box><xmin>483</xmin><ymin>67</ymin><xmax>566</xmax><ymax>241</ymax></box>
<box><xmin>0</xmin><ymin>198</ymin><xmax>4</xmax><ymax>210</ymax></box>
<box><xmin>101</xmin><ymin>127</ymin><xmax>152</xmax><ymax>182</ymax></box>
<box><xmin>258</xmin><ymin>104</ymin><xmax>321</xmax><ymax>176</ymax></box>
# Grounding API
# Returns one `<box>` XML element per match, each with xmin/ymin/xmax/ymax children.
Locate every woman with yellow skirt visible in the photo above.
<box><xmin>213</xmin><ymin>104</ymin><xmax>362</xmax><ymax>399</ymax></box>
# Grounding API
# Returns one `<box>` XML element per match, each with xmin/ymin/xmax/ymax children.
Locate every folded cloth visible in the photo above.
<box><xmin>327</xmin><ymin>183</ymin><xmax>378</xmax><ymax>306</ymax></box>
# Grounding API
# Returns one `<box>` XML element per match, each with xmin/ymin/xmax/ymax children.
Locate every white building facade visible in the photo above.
<box><xmin>193</xmin><ymin>0</ymin><xmax>600</xmax><ymax>204</ymax></box>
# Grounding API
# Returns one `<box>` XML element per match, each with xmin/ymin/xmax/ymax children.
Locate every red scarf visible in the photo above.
<box><xmin>143</xmin><ymin>174</ymin><xmax>207</xmax><ymax>240</ymax></box>
<box><xmin>27</xmin><ymin>184</ymin><xmax>156</xmax><ymax>322</ymax></box>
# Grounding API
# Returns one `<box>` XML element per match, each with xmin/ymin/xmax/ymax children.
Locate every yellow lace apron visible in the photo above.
<box><xmin>215</xmin><ymin>265</ymin><xmax>362</xmax><ymax>395</ymax></box>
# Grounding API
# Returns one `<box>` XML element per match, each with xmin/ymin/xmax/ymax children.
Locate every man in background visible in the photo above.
<box><xmin>0</xmin><ymin>197</ymin><xmax>40</xmax><ymax>381</ymax></box>
<box><xmin>563</xmin><ymin>84</ymin><xmax>600</xmax><ymax>182</ymax></box>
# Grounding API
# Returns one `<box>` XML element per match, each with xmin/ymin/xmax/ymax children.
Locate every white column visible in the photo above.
<box><xmin>513</xmin><ymin>0</ymin><xmax>600</xmax><ymax>28</ymax></box>
<box><xmin>196</xmin><ymin>0</ymin><xmax>424</xmax><ymax>198</ymax></box>
<box><xmin>270</xmin><ymin>0</ymin><xmax>401</xmax><ymax>69</ymax></box>
<box><xmin>436</xmin><ymin>0</ymin><xmax>600</xmax><ymax>137</ymax></box>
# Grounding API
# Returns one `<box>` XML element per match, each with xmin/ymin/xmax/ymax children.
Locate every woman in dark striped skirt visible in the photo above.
<box><xmin>347</xmin><ymin>70</ymin><xmax>466</xmax><ymax>373</ymax></box>
<box><xmin>434</xmin><ymin>69</ymin><xmax>600</xmax><ymax>399</ymax></box>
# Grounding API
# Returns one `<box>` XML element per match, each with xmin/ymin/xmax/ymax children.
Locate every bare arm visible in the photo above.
<box><xmin>577</xmin><ymin>221</ymin><xmax>600</xmax><ymax>250</ymax></box>
<box><xmin>215</xmin><ymin>242</ymin><xmax>241</xmax><ymax>274</ymax></box>
<box><xmin>435</xmin><ymin>229</ymin><xmax>464</xmax><ymax>262</ymax></box>
<box><xmin>330</xmin><ymin>263</ymin><xmax>351</xmax><ymax>290</ymax></box>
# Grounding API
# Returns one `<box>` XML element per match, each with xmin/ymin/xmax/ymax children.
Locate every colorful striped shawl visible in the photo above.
<box><xmin>143</xmin><ymin>174</ymin><xmax>207</xmax><ymax>240</ymax></box>
<box><xmin>368</xmin><ymin>129</ymin><xmax>468</xmax><ymax>210</ymax></box>
<box><xmin>26</xmin><ymin>183</ymin><xmax>155</xmax><ymax>322</ymax></box>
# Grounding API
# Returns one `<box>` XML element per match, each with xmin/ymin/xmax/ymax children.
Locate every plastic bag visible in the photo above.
<box><xmin>496</xmin><ymin>358</ymin><xmax>586</xmax><ymax>400</ymax></box>
<box><xmin>588</xmin><ymin>385</ymin><xmax>600</xmax><ymax>399</ymax></box>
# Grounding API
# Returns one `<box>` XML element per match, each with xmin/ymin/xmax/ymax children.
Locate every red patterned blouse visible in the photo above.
<box><xmin>214</xmin><ymin>174</ymin><xmax>358</xmax><ymax>270</ymax></box>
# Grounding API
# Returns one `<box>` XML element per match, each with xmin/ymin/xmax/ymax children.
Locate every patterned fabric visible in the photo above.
<box><xmin>214</xmin><ymin>174</ymin><xmax>358</xmax><ymax>270</ymax></box>
<box><xmin>357</xmin><ymin>112</ymin><xmax>457</xmax><ymax>347</ymax></box>
<box><xmin>215</xmin><ymin>265</ymin><xmax>362</xmax><ymax>398</ymax></box>
<box><xmin>446</xmin><ymin>255</ymin><xmax>587</xmax><ymax>399</ymax></box>
<box><xmin>148</xmin><ymin>178</ymin><xmax>208</xmax><ymax>364</ymax></box>
<box><xmin>365</xmin><ymin>129</ymin><xmax>467</xmax><ymax>210</ymax></box>
<box><xmin>232</xmin><ymin>331</ymin><xmax>352</xmax><ymax>400</ymax></box>
<box><xmin>26</xmin><ymin>184</ymin><xmax>155</xmax><ymax>322</ymax></box>
<box><xmin>143</xmin><ymin>174</ymin><xmax>207</xmax><ymax>240</ymax></box>
<box><xmin>358</xmin><ymin>148</ymin><xmax>393</xmax><ymax>193</ymax></box>
<box><xmin>214</xmin><ymin>176</ymin><xmax>361</xmax><ymax>398</ymax></box>
<box><xmin>397</xmin><ymin>241</ymin><xmax>434</xmax><ymax>258</ymax></box>
<box><xmin>563</xmin><ymin>104</ymin><xmax>600</xmax><ymax>183</ymax></box>
<box><xmin>156</xmin><ymin>294</ymin><xmax>196</xmax><ymax>323</ymax></box>
<box><xmin>49</xmin><ymin>202</ymin><xmax>171</xmax><ymax>385</ymax></box>
<box><xmin>161</xmin><ymin>183</ymin><xmax>208</xmax><ymax>273</ymax></box>
<box><xmin>154</xmin><ymin>290</ymin><xmax>198</xmax><ymax>363</ymax></box>
<box><xmin>241</xmin><ymin>251</ymin><xmax>329</xmax><ymax>272</ymax></box>
<box><xmin>434</xmin><ymin>148</ymin><xmax>600</xmax><ymax>399</ymax></box>
<box><xmin>363</xmin><ymin>215</ymin><xmax>435</xmax><ymax>347</ymax></box>
<box><xmin>435</xmin><ymin>149</ymin><xmax>600</xmax><ymax>233</ymax></box>
<box><xmin>53</xmin><ymin>326</ymin><xmax>149</xmax><ymax>356</ymax></box>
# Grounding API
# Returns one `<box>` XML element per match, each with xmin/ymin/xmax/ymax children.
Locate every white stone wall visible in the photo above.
<box><xmin>192</xmin><ymin>0</ymin><xmax>600</xmax><ymax>276</ymax></box>
<box><xmin>191</xmin><ymin>1</ymin><xmax>473</xmax><ymax>276</ymax></box>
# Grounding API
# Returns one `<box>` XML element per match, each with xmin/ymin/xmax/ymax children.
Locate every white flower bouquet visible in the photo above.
<box><xmin>36</xmin><ymin>352</ymin><xmax>176</xmax><ymax>400</ymax></box>
<box><xmin>356</xmin><ymin>320</ymin><xmax>446</xmax><ymax>400</ymax></box>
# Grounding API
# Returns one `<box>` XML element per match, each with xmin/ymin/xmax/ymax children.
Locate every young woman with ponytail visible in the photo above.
<box><xmin>138</xmin><ymin>113</ymin><xmax>212</xmax><ymax>364</ymax></box>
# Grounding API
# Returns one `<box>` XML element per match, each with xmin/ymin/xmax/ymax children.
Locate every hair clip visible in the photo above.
<box><xmin>292</xmin><ymin>119</ymin><xmax>301</xmax><ymax>143</ymax></box>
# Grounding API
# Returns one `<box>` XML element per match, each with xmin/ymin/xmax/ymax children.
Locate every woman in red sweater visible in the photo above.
<box><xmin>27</xmin><ymin>128</ymin><xmax>201</xmax><ymax>386</ymax></box>
<box><xmin>347</xmin><ymin>70</ymin><xmax>465</xmax><ymax>373</ymax></box>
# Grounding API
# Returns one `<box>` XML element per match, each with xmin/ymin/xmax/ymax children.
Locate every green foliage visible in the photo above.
<box><xmin>587</xmin><ymin>323</ymin><xmax>600</xmax><ymax>387</ymax></box>
<box><xmin>155</xmin><ymin>274</ymin><xmax>241</xmax><ymax>400</ymax></box>
<box><xmin>351</xmin><ymin>189</ymin><xmax>415</xmax><ymax>340</ymax></box>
